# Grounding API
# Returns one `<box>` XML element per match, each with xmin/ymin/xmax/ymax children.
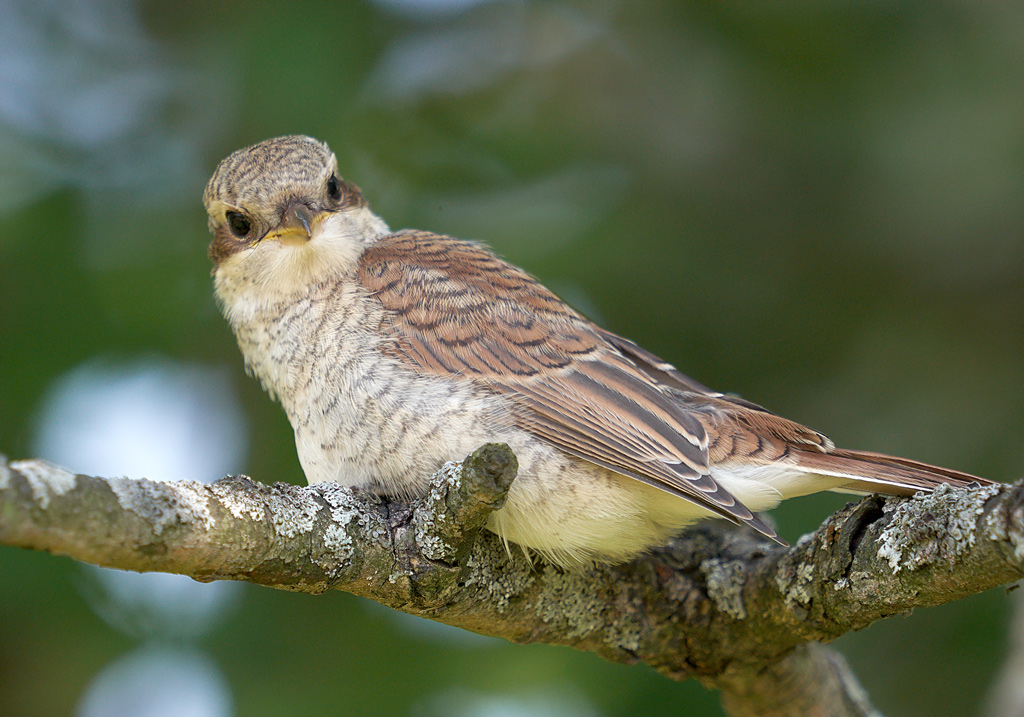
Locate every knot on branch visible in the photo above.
<box><xmin>258</xmin><ymin>443</ymin><xmax>520</xmax><ymax>604</ymax></box>
<box><xmin>416</xmin><ymin>442</ymin><xmax>518</xmax><ymax>556</ymax></box>
<box><xmin>396</xmin><ymin>444</ymin><xmax>519</xmax><ymax>602</ymax></box>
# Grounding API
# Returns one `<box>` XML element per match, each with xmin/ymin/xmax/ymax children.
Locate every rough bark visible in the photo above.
<box><xmin>1</xmin><ymin>445</ymin><xmax>1021</xmax><ymax>716</ymax></box>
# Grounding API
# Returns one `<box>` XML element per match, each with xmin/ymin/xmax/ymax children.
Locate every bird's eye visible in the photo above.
<box><xmin>226</xmin><ymin>211</ymin><xmax>251</xmax><ymax>238</ymax></box>
<box><xmin>327</xmin><ymin>174</ymin><xmax>342</xmax><ymax>202</ymax></box>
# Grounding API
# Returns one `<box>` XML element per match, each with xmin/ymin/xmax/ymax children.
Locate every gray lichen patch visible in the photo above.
<box><xmin>533</xmin><ymin>565</ymin><xmax>642</xmax><ymax>651</ymax></box>
<box><xmin>209</xmin><ymin>481</ymin><xmax>265</xmax><ymax>521</ymax></box>
<box><xmin>108</xmin><ymin>477</ymin><xmax>213</xmax><ymax>535</ymax></box>
<box><xmin>313</xmin><ymin>483</ymin><xmax>390</xmax><ymax>572</ymax></box>
<box><xmin>463</xmin><ymin>537</ymin><xmax>535</xmax><ymax>612</ymax></box>
<box><xmin>984</xmin><ymin>487</ymin><xmax>1024</xmax><ymax>563</ymax></box>
<box><xmin>534</xmin><ymin>566</ymin><xmax>604</xmax><ymax>638</ymax></box>
<box><xmin>429</xmin><ymin>460</ymin><xmax>462</xmax><ymax>503</ymax></box>
<box><xmin>415</xmin><ymin>460</ymin><xmax>462</xmax><ymax>561</ymax></box>
<box><xmin>267</xmin><ymin>485</ymin><xmax>320</xmax><ymax>539</ymax></box>
<box><xmin>702</xmin><ymin>559</ymin><xmax>748</xmax><ymax>620</ymax></box>
<box><xmin>321</xmin><ymin>510</ymin><xmax>355</xmax><ymax>562</ymax></box>
<box><xmin>316</xmin><ymin>483</ymin><xmax>362</xmax><ymax>560</ymax></box>
<box><xmin>414</xmin><ymin>519</ymin><xmax>451</xmax><ymax>562</ymax></box>
<box><xmin>774</xmin><ymin>534</ymin><xmax>816</xmax><ymax>613</ymax></box>
<box><xmin>877</xmin><ymin>483</ymin><xmax>1001</xmax><ymax>574</ymax></box>
<box><xmin>10</xmin><ymin>459</ymin><xmax>77</xmax><ymax>509</ymax></box>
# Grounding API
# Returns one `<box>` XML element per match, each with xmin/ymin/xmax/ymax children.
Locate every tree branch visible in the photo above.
<box><xmin>1</xmin><ymin>446</ymin><xmax>1020</xmax><ymax>715</ymax></box>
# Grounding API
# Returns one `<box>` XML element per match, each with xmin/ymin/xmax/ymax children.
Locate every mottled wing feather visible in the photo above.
<box><xmin>358</xmin><ymin>231</ymin><xmax>770</xmax><ymax>531</ymax></box>
<box><xmin>361</xmin><ymin>233</ymin><xmax>593</xmax><ymax>375</ymax></box>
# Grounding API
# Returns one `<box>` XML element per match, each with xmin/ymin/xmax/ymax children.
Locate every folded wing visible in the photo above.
<box><xmin>358</xmin><ymin>231</ymin><xmax>780</xmax><ymax>540</ymax></box>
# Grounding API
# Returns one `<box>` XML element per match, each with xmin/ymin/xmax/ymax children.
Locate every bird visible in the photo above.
<box><xmin>205</xmin><ymin>135</ymin><xmax>996</xmax><ymax>566</ymax></box>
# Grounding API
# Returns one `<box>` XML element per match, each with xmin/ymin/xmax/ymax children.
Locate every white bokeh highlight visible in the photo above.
<box><xmin>34</xmin><ymin>356</ymin><xmax>250</xmax><ymax>717</ymax></box>
<box><xmin>420</xmin><ymin>687</ymin><xmax>602</xmax><ymax>717</ymax></box>
<box><xmin>77</xmin><ymin>647</ymin><xmax>233</xmax><ymax>717</ymax></box>
<box><xmin>34</xmin><ymin>356</ymin><xmax>247</xmax><ymax>484</ymax></box>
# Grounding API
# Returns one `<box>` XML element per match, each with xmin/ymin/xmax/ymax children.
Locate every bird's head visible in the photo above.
<box><xmin>204</xmin><ymin>135</ymin><xmax>389</xmax><ymax>297</ymax></box>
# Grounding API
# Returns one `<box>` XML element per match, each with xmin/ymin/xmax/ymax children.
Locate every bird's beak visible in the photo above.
<box><xmin>267</xmin><ymin>201</ymin><xmax>318</xmax><ymax>245</ymax></box>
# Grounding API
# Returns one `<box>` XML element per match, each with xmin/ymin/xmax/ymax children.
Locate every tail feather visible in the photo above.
<box><xmin>794</xmin><ymin>448</ymin><xmax>997</xmax><ymax>497</ymax></box>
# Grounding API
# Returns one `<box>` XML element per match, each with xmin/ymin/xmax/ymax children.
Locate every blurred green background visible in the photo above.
<box><xmin>2</xmin><ymin>1</ymin><xmax>1023</xmax><ymax>715</ymax></box>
